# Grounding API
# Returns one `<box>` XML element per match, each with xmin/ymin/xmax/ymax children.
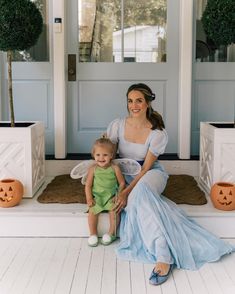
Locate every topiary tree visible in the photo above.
<box><xmin>0</xmin><ymin>0</ymin><xmax>43</xmax><ymax>127</ymax></box>
<box><xmin>201</xmin><ymin>0</ymin><xmax>235</xmax><ymax>47</ymax></box>
<box><xmin>202</xmin><ymin>0</ymin><xmax>235</xmax><ymax>126</ymax></box>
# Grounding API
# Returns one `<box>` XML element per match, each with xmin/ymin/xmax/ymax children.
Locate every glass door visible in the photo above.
<box><xmin>67</xmin><ymin>0</ymin><xmax>180</xmax><ymax>154</ymax></box>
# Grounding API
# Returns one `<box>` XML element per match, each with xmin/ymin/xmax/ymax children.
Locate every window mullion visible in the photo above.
<box><xmin>121</xmin><ymin>0</ymin><xmax>124</xmax><ymax>62</ymax></box>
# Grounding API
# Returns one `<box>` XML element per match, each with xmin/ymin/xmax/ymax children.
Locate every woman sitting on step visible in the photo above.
<box><xmin>106</xmin><ymin>83</ymin><xmax>235</xmax><ymax>286</ymax></box>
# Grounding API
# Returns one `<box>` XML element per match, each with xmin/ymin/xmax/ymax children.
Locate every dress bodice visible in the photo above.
<box><xmin>107</xmin><ymin>118</ymin><xmax>168</xmax><ymax>161</ymax></box>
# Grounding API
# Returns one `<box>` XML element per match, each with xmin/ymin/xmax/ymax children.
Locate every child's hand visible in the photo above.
<box><xmin>87</xmin><ymin>198</ymin><xmax>95</xmax><ymax>207</ymax></box>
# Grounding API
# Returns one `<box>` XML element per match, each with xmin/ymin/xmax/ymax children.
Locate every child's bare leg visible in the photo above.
<box><xmin>101</xmin><ymin>211</ymin><xmax>119</xmax><ymax>245</ymax></box>
<box><xmin>87</xmin><ymin>211</ymin><xmax>99</xmax><ymax>247</ymax></box>
<box><xmin>108</xmin><ymin>210</ymin><xmax>120</xmax><ymax>236</ymax></box>
<box><xmin>88</xmin><ymin>210</ymin><xmax>99</xmax><ymax>235</ymax></box>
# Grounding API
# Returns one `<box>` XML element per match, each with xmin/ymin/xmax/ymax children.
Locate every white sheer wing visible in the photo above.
<box><xmin>112</xmin><ymin>158</ymin><xmax>141</xmax><ymax>175</ymax></box>
<box><xmin>70</xmin><ymin>158</ymin><xmax>141</xmax><ymax>184</ymax></box>
<box><xmin>70</xmin><ymin>160</ymin><xmax>95</xmax><ymax>179</ymax></box>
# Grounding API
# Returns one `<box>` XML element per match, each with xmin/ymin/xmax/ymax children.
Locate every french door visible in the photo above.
<box><xmin>1</xmin><ymin>0</ymin><xmax>188</xmax><ymax>157</ymax></box>
<box><xmin>66</xmin><ymin>0</ymin><xmax>180</xmax><ymax>154</ymax></box>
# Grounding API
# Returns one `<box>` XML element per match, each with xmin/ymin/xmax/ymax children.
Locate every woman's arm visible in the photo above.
<box><xmin>115</xmin><ymin>150</ymin><xmax>157</xmax><ymax>213</ymax></box>
<box><xmin>85</xmin><ymin>166</ymin><xmax>95</xmax><ymax>207</ymax></box>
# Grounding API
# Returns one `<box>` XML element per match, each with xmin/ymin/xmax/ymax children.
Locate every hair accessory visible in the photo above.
<box><xmin>150</xmin><ymin>93</ymin><xmax>156</xmax><ymax>101</ymax></box>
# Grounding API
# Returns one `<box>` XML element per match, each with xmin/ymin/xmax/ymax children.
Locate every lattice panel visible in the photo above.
<box><xmin>221</xmin><ymin>144</ymin><xmax>235</xmax><ymax>183</ymax></box>
<box><xmin>32</xmin><ymin>134</ymin><xmax>45</xmax><ymax>190</ymax></box>
<box><xmin>0</xmin><ymin>143</ymin><xmax>25</xmax><ymax>182</ymax></box>
<box><xmin>200</xmin><ymin>135</ymin><xmax>213</xmax><ymax>190</ymax></box>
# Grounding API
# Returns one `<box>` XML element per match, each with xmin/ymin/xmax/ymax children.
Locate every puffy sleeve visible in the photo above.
<box><xmin>106</xmin><ymin>118</ymin><xmax>121</xmax><ymax>144</ymax></box>
<box><xmin>149</xmin><ymin>129</ymin><xmax>168</xmax><ymax>157</ymax></box>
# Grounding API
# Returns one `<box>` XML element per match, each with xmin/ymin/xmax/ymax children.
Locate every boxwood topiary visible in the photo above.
<box><xmin>201</xmin><ymin>0</ymin><xmax>235</xmax><ymax>47</ymax></box>
<box><xmin>0</xmin><ymin>0</ymin><xmax>43</xmax><ymax>127</ymax></box>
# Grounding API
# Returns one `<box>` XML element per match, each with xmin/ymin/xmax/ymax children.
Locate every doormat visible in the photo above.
<box><xmin>37</xmin><ymin>174</ymin><xmax>207</xmax><ymax>205</ymax></box>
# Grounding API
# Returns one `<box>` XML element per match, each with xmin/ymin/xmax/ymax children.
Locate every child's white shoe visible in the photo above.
<box><xmin>88</xmin><ymin>235</ymin><xmax>98</xmax><ymax>247</ymax></box>
<box><xmin>101</xmin><ymin>233</ymin><xmax>116</xmax><ymax>246</ymax></box>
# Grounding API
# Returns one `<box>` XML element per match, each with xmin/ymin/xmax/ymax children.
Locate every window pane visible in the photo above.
<box><xmin>196</xmin><ymin>0</ymin><xmax>235</xmax><ymax>62</ymax></box>
<box><xmin>78</xmin><ymin>0</ymin><xmax>167</xmax><ymax>63</ymax></box>
<box><xmin>13</xmin><ymin>0</ymin><xmax>49</xmax><ymax>62</ymax></box>
<box><xmin>79</xmin><ymin>0</ymin><xmax>120</xmax><ymax>62</ymax></box>
<box><xmin>122</xmin><ymin>0</ymin><xmax>167</xmax><ymax>63</ymax></box>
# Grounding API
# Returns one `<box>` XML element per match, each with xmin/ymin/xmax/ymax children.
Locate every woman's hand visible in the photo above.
<box><xmin>114</xmin><ymin>190</ymin><xmax>128</xmax><ymax>214</ymax></box>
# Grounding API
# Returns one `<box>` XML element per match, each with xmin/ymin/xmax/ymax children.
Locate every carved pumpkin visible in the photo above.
<box><xmin>0</xmin><ymin>179</ymin><xmax>24</xmax><ymax>208</ymax></box>
<box><xmin>210</xmin><ymin>182</ymin><xmax>235</xmax><ymax>211</ymax></box>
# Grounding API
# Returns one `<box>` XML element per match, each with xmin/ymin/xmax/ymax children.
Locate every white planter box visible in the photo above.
<box><xmin>199</xmin><ymin>122</ymin><xmax>235</xmax><ymax>195</ymax></box>
<box><xmin>0</xmin><ymin>121</ymin><xmax>45</xmax><ymax>198</ymax></box>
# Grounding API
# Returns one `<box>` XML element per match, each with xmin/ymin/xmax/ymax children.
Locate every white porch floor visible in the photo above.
<box><xmin>0</xmin><ymin>237</ymin><xmax>235</xmax><ymax>294</ymax></box>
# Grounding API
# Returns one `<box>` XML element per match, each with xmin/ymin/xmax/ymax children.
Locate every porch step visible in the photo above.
<box><xmin>0</xmin><ymin>160</ymin><xmax>234</xmax><ymax>238</ymax></box>
<box><xmin>0</xmin><ymin>179</ymin><xmax>235</xmax><ymax>238</ymax></box>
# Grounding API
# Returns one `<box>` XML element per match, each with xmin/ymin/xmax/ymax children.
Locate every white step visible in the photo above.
<box><xmin>0</xmin><ymin>160</ymin><xmax>234</xmax><ymax>238</ymax></box>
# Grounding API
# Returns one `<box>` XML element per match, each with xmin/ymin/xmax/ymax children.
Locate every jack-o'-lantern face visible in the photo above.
<box><xmin>0</xmin><ymin>179</ymin><xmax>24</xmax><ymax>208</ymax></box>
<box><xmin>217</xmin><ymin>189</ymin><xmax>233</xmax><ymax>206</ymax></box>
<box><xmin>0</xmin><ymin>185</ymin><xmax>14</xmax><ymax>203</ymax></box>
<box><xmin>210</xmin><ymin>182</ymin><xmax>235</xmax><ymax>211</ymax></box>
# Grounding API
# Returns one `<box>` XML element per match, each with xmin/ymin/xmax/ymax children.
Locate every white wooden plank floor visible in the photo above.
<box><xmin>0</xmin><ymin>238</ymin><xmax>234</xmax><ymax>294</ymax></box>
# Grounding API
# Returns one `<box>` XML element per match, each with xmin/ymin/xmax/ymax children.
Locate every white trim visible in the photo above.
<box><xmin>0</xmin><ymin>52</ymin><xmax>4</xmax><ymax>121</ymax></box>
<box><xmin>52</xmin><ymin>0</ymin><xmax>67</xmax><ymax>158</ymax></box>
<box><xmin>178</xmin><ymin>0</ymin><xmax>193</xmax><ymax>159</ymax></box>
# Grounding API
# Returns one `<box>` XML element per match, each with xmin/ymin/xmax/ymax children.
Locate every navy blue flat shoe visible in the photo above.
<box><xmin>149</xmin><ymin>264</ymin><xmax>173</xmax><ymax>286</ymax></box>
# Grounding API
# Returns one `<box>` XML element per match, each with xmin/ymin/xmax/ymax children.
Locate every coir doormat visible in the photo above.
<box><xmin>37</xmin><ymin>174</ymin><xmax>207</xmax><ymax>205</ymax></box>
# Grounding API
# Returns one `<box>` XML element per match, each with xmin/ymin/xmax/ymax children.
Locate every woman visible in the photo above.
<box><xmin>106</xmin><ymin>83</ymin><xmax>235</xmax><ymax>286</ymax></box>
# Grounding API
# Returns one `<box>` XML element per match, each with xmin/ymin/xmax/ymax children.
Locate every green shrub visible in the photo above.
<box><xmin>0</xmin><ymin>0</ymin><xmax>43</xmax><ymax>126</ymax></box>
<box><xmin>201</xmin><ymin>0</ymin><xmax>235</xmax><ymax>46</ymax></box>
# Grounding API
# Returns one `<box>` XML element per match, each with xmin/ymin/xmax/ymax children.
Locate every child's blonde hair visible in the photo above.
<box><xmin>91</xmin><ymin>137</ymin><xmax>115</xmax><ymax>159</ymax></box>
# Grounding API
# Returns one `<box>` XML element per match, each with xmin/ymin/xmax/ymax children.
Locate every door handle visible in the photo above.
<box><xmin>68</xmin><ymin>54</ymin><xmax>76</xmax><ymax>81</ymax></box>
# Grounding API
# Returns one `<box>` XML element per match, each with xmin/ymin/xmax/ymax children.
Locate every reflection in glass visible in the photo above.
<box><xmin>196</xmin><ymin>0</ymin><xmax>235</xmax><ymax>62</ymax></box>
<box><xmin>13</xmin><ymin>0</ymin><xmax>49</xmax><ymax>62</ymax></box>
<box><xmin>78</xmin><ymin>0</ymin><xmax>167</xmax><ymax>63</ymax></box>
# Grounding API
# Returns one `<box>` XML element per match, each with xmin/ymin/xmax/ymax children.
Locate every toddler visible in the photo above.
<box><xmin>85</xmin><ymin>137</ymin><xmax>125</xmax><ymax>247</ymax></box>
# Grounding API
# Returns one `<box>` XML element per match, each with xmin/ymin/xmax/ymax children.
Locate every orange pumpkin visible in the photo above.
<box><xmin>0</xmin><ymin>179</ymin><xmax>24</xmax><ymax>208</ymax></box>
<box><xmin>210</xmin><ymin>182</ymin><xmax>235</xmax><ymax>211</ymax></box>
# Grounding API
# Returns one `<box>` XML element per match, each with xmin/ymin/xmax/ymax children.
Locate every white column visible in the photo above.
<box><xmin>178</xmin><ymin>0</ymin><xmax>193</xmax><ymax>159</ymax></box>
<box><xmin>52</xmin><ymin>0</ymin><xmax>67</xmax><ymax>158</ymax></box>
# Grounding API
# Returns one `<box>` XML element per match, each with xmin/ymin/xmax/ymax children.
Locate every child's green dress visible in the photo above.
<box><xmin>91</xmin><ymin>166</ymin><xmax>118</xmax><ymax>214</ymax></box>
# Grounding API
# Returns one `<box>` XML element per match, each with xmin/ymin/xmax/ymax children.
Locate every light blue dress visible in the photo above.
<box><xmin>107</xmin><ymin>118</ymin><xmax>235</xmax><ymax>270</ymax></box>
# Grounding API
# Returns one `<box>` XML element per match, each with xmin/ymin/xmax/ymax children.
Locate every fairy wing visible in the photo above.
<box><xmin>70</xmin><ymin>160</ymin><xmax>95</xmax><ymax>179</ymax></box>
<box><xmin>70</xmin><ymin>158</ymin><xmax>141</xmax><ymax>184</ymax></box>
<box><xmin>113</xmin><ymin>158</ymin><xmax>141</xmax><ymax>175</ymax></box>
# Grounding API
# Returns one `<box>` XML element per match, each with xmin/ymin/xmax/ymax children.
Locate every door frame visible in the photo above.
<box><xmin>52</xmin><ymin>0</ymin><xmax>67</xmax><ymax>158</ymax></box>
<box><xmin>52</xmin><ymin>0</ymin><xmax>193</xmax><ymax>159</ymax></box>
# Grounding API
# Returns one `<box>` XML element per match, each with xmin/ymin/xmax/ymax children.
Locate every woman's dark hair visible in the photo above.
<box><xmin>126</xmin><ymin>83</ymin><xmax>165</xmax><ymax>130</ymax></box>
